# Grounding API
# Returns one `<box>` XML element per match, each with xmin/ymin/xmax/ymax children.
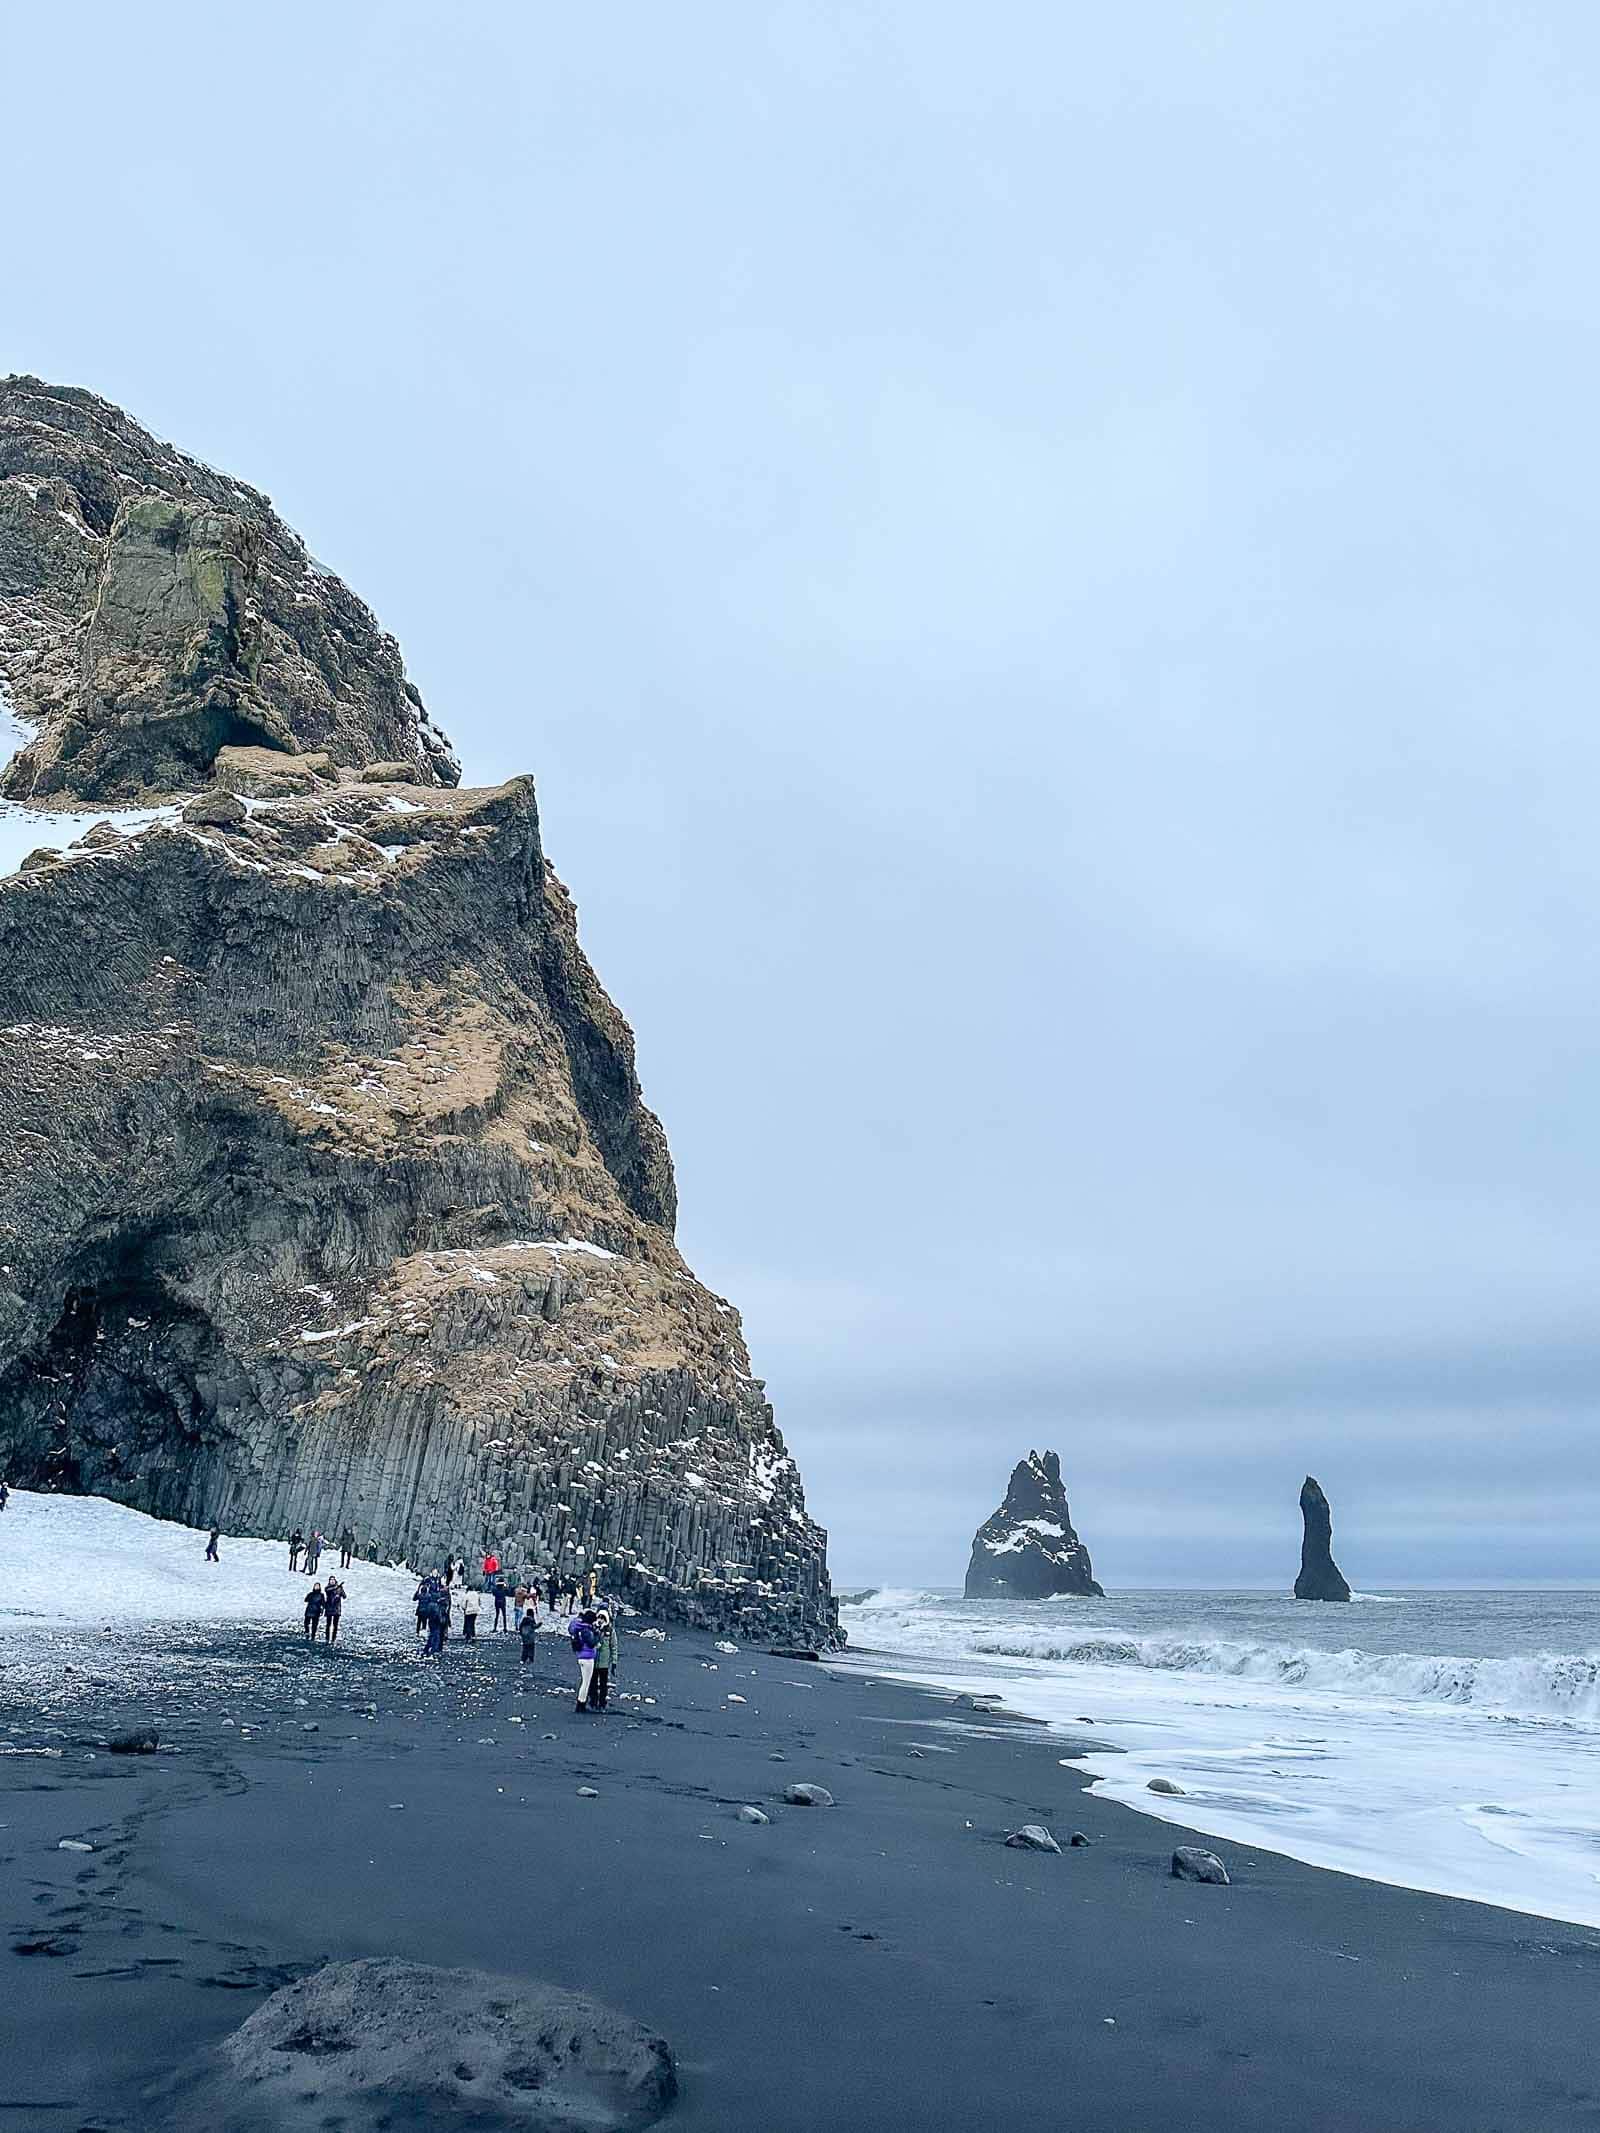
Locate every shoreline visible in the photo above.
<box><xmin>4</xmin><ymin>1615</ymin><xmax>1599</xmax><ymax>2130</ymax></box>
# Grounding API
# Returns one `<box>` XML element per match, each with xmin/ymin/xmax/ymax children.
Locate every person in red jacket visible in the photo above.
<box><xmin>482</xmin><ymin>1549</ymin><xmax>500</xmax><ymax>1584</ymax></box>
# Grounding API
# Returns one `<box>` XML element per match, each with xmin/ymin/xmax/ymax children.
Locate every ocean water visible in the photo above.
<box><xmin>837</xmin><ymin>1587</ymin><xmax>1600</xmax><ymax>1930</ymax></box>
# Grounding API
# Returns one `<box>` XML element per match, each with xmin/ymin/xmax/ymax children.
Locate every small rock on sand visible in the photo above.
<box><xmin>1171</xmin><ymin>1847</ymin><xmax>1230</xmax><ymax>1884</ymax></box>
<box><xmin>1004</xmin><ymin>1825</ymin><xmax>1062</xmax><ymax>1853</ymax></box>
<box><xmin>57</xmin><ymin>1839</ymin><xmax>94</xmax><ymax>1853</ymax></box>
<box><xmin>1147</xmin><ymin>1777</ymin><xmax>1185</xmax><ymax>1796</ymax></box>
<box><xmin>783</xmin><ymin>1783</ymin><xmax>834</xmax><ymax>1807</ymax></box>
<box><xmin>577</xmin><ymin>1786</ymin><xmax>600</xmax><ymax>1798</ymax></box>
<box><xmin>109</xmin><ymin>1729</ymin><xmax>160</xmax><ymax>1755</ymax></box>
<box><xmin>737</xmin><ymin>1806</ymin><xmax>770</xmax><ymax>1825</ymax></box>
<box><xmin>1070</xmin><ymin>1832</ymin><xmax>1091</xmax><ymax>1847</ymax></box>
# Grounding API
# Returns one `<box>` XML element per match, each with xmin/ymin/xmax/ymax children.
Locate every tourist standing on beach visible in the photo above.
<box><xmin>518</xmin><ymin>1603</ymin><xmax>541</xmax><ymax>1681</ymax></box>
<box><xmin>588</xmin><ymin>1610</ymin><xmax>616</xmax><ymax>1710</ymax></box>
<box><xmin>305</xmin><ymin>1531</ymin><xmax>324</xmax><ymax>1574</ymax></box>
<box><xmin>288</xmin><ymin>1528</ymin><xmax>304</xmax><ymax>1570</ymax></box>
<box><xmin>338</xmin><ymin>1526</ymin><xmax>355</xmax><ymax>1568</ymax></box>
<box><xmin>303</xmin><ymin>1582</ymin><xmax>325</xmax><ymax>1640</ymax></box>
<box><xmin>0</xmin><ymin>1477</ymin><xmax>10</xmax><ymax>1512</ymax></box>
<box><xmin>462</xmin><ymin>1585</ymin><xmax>481</xmax><ymax>1640</ymax></box>
<box><xmin>205</xmin><ymin>1526</ymin><xmax>221</xmax><ymax>1562</ymax></box>
<box><xmin>323</xmin><ymin>1575</ymin><xmax>345</xmax><ymax>1643</ymax></box>
<box><xmin>569</xmin><ymin>1609</ymin><xmax>599</xmax><ymax>1711</ymax></box>
<box><xmin>545</xmin><ymin>1568</ymin><xmax>559</xmax><ymax>1614</ymax></box>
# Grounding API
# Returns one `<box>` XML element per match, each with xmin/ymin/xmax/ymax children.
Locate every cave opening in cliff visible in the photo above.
<box><xmin>0</xmin><ymin>1251</ymin><xmax>231</xmax><ymax>1520</ymax></box>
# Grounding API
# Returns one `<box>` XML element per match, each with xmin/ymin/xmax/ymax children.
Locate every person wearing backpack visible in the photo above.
<box><xmin>568</xmin><ymin>1609</ymin><xmax>599</xmax><ymax>1712</ymax></box>
<box><xmin>588</xmin><ymin>1610</ymin><xmax>617</xmax><ymax>1710</ymax></box>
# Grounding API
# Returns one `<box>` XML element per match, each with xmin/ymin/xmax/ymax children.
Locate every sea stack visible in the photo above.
<box><xmin>1294</xmin><ymin>1475</ymin><xmax>1352</xmax><ymax>1601</ymax></box>
<box><xmin>0</xmin><ymin>378</ymin><xmax>836</xmax><ymax>1648</ymax></box>
<box><xmin>965</xmin><ymin>1450</ymin><xmax>1103</xmax><ymax>1599</ymax></box>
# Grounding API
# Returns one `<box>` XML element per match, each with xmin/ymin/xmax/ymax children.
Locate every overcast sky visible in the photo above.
<box><xmin>7</xmin><ymin>4</ymin><xmax>1598</xmax><ymax>1586</ymax></box>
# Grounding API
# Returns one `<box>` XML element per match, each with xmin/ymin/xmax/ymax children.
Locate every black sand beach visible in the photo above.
<box><xmin>3</xmin><ymin>1618</ymin><xmax>1597</xmax><ymax>2131</ymax></box>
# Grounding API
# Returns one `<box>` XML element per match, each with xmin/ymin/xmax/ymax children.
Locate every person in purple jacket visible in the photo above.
<box><xmin>568</xmin><ymin>1609</ymin><xmax>600</xmax><ymax>1712</ymax></box>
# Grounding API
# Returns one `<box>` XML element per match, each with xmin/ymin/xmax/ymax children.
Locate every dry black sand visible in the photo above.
<box><xmin>3</xmin><ymin>1618</ymin><xmax>1598</xmax><ymax>2130</ymax></box>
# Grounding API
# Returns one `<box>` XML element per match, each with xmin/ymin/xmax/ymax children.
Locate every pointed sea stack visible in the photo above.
<box><xmin>965</xmin><ymin>1450</ymin><xmax>1103</xmax><ymax>1599</ymax></box>
<box><xmin>1294</xmin><ymin>1475</ymin><xmax>1351</xmax><ymax>1601</ymax></box>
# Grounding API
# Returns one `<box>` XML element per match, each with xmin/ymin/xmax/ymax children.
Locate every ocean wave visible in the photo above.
<box><xmin>978</xmin><ymin>1634</ymin><xmax>1600</xmax><ymax>1721</ymax></box>
<box><xmin>837</xmin><ymin>1594</ymin><xmax>1600</xmax><ymax>1722</ymax></box>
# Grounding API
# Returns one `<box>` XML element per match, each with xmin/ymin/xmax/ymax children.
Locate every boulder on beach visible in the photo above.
<box><xmin>964</xmin><ymin>1450</ymin><xmax>1103</xmax><ymax>1599</ymax></box>
<box><xmin>149</xmin><ymin>1957</ymin><xmax>677</xmax><ymax>2131</ymax></box>
<box><xmin>1171</xmin><ymin>1847</ymin><xmax>1230</xmax><ymax>1885</ymax></box>
<box><xmin>1004</xmin><ymin>1824</ymin><xmax>1062</xmax><ymax>1853</ymax></box>
<box><xmin>1294</xmin><ymin>1476</ymin><xmax>1352</xmax><ymax>1602</ymax></box>
<box><xmin>783</xmin><ymin>1783</ymin><xmax>834</xmax><ymax>1807</ymax></box>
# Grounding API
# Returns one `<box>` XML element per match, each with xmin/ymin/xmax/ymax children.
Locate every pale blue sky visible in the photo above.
<box><xmin>7</xmin><ymin>3</ymin><xmax>1599</xmax><ymax>1584</ymax></box>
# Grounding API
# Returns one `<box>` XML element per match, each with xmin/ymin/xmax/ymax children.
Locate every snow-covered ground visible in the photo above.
<box><xmin>0</xmin><ymin>1490</ymin><xmax>421</xmax><ymax>1638</ymax></box>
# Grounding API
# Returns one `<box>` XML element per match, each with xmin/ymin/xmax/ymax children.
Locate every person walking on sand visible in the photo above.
<box><xmin>338</xmin><ymin>1526</ymin><xmax>355</xmax><ymax>1569</ymax></box>
<box><xmin>323</xmin><ymin>1575</ymin><xmax>345</xmax><ymax>1644</ymax></box>
<box><xmin>511</xmin><ymin>1581</ymin><xmax>528</xmax><ymax>1633</ymax></box>
<box><xmin>305</xmin><ymin>1531</ymin><xmax>324</xmax><ymax>1575</ymax></box>
<box><xmin>288</xmin><ymin>1528</ymin><xmax>304</xmax><ymax>1571</ymax></box>
<box><xmin>588</xmin><ymin>1610</ymin><xmax>616</xmax><ymax>1711</ymax></box>
<box><xmin>303</xmin><ymin>1581</ymin><xmax>325</xmax><ymax>1641</ymax></box>
<box><xmin>462</xmin><ymin>1584</ymin><xmax>481</xmax><ymax>1641</ymax></box>
<box><xmin>569</xmin><ymin>1608</ymin><xmax>599</xmax><ymax>1712</ymax></box>
<box><xmin>518</xmin><ymin>1601</ymin><xmax>541</xmax><ymax>1683</ymax></box>
<box><xmin>205</xmin><ymin>1525</ymin><xmax>221</xmax><ymax>1563</ymax></box>
<box><xmin>546</xmin><ymin>1568</ymin><xmax>560</xmax><ymax>1615</ymax></box>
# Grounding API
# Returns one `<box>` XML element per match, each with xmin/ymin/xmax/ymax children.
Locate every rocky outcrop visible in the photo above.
<box><xmin>0</xmin><ymin>382</ymin><xmax>836</xmax><ymax>1647</ymax></box>
<box><xmin>0</xmin><ymin>377</ymin><xmax>459</xmax><ymax>800</ymax></box>
<box><xmin>151</xmin><ymin>1958</ymin><xmax>678</xmax><ymax>2131</ymax></box>
<box><xmin>1294</xmin><ymin>1475</ymin><xmax>1351</xmax><ymax>1601</ymax></box>
<box><xmin>965</xmin><ymin>1449</ymin><xmax>1102</xmax><ymax>1599</ymax></box>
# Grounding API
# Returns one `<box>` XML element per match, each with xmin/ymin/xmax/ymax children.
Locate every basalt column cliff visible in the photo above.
<box><xmin>0</xmin><ymin>378</ymin><xmax>836</xmax><ymax>1645</ymax></box>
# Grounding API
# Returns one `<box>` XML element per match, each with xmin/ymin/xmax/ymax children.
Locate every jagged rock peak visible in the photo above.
<box><xmin>1294</xmin><ymin>1475</ymin><xmax>1351</xmax><ymax>1602</ymax></box>
<box><xmin>965</xmin><ymin>1449</ymin><xmax>1103</xmax><ymax>1599</ymax></box>
<box><xmin>0</xmin><ymin>376</ymin><xmax>460</xmax><ymax>802</ymax></box>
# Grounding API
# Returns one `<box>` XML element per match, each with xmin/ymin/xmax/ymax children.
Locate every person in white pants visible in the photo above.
<box><xmin>570</xmin><ymin>1610</ymin><xmax>599</xmax><ymax>1712</ymax></box>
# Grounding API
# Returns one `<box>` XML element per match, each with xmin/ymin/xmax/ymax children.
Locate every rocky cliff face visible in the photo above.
<box><xmin>0</xmin><ymin>380</ymin><xmax>836</xmax><ymax>1646</ymax></box>
<box><xmin>1293</xmin><ymin>1475</ymin><xmax>1351</xmax><ymax>1602</ymax></box>
<box><xmin>965</xmin><ymin>1450</ymin><xmax>1102</xmax><ymax>1599</ymax></box>
<box><xmin>0</xmin><ymin>378</ymin><xmax>459</xmax><ymax>801</ymax></box>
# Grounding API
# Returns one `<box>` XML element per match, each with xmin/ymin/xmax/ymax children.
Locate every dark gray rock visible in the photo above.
<box><xmin>1069</xmin><ymin>1831</ymin><xmax>1090</xmax><ymax>1847</ymax></box>
<box><xmin>1171</xmin><ymin>1847</ymin><xmax>1230</xmax><ymax>1884</ymax></box>
<box><xmin>783</xmin><ymin>1783</ymin><xmax>833</xmax><ymax>1807</ymax></box>
<box><xmin>108</xmin><ymin>1728</ymin><xmax>159</xmax><ymax>1754</ymax></box>
<box><xmin>964</xmin><ymin>1449</ymin><xmax>1102</xmax><ymax>1600</ymax></box>
<box><xmin>737</xmin><ymin>1805</ymin><xmax>770</xmax><ymax>1824</ymax></box>
<box><xmin>1147</xmin><ymin>1778</ymin><xmax>1185</xmax><ymax>1796</ymax></box>
<box><xmin>0</xmin><ymin>378</ymin><xmax>460</xmax><ymax>800</ymax></box>
<box><xmin>148</xmin><ymin>1956</ymin><xmax>676</xmax><ymax>2130</ymax></box>
<box><xmin>1004</xmin><ymin>1824</ymin><xmax>1061</xmax><ymax>1853</ymax></box>
<box><xmin>1294</xmin><ymin>1475</ymin><xmax>1352</xmax><ymax>1601</ymax></box>
<box><xmin>0</xmin><ymin>383</ymin><xmax>839</xmax><ymax>1653</ymax></box>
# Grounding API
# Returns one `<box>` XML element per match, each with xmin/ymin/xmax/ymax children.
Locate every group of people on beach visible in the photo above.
<box><xmin>275</xmin><ymin>1525</ymin><xmax>619</xmax><ymax>1711</ymax></box>
<box><xmin>411</xmin><ymin>1558</ymin><xmax>619</xmax><ymax>1711</ymax></box>
<box><xmin>287</xmin><ymin>1526</ymin><xmax>357</xmax><ymax>1574</ymax></box>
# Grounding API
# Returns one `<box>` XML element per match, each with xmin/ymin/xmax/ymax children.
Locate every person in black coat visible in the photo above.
<box><xmin>288</xmin><ymin>1528</ymin><xmax>304</xmax><ymax>1571</ymax></box>
<box><xmin>303</xmin><ymin>1583</ymin><xmax>325</xmax><ymax>1640</ymax></box>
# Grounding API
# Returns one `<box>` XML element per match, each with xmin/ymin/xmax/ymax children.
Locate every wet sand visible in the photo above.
<box><xmin>3</xmin><ymin>1615</ymin><xmax>1598</xmax><ymax>2130</ymax></box>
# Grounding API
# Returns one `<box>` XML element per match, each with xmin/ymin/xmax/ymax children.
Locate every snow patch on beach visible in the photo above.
<box><xmin>0</xmin><ymin>1491</ymin><xmax>419</xmax><ymax>1639</ymax></box>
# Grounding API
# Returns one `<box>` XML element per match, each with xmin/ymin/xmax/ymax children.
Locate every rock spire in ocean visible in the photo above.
<box><xmin>965</xmin><ymin>1449</ymin><xmax>1103</xmax><ymax>1599</ymax></box>
<box><xmin>0</xmin><ymin>376</ymin><xmax>836</xmax><ymax>1646</ymax></box>
<box><xmin>1293</xmin><ymin>1475</ymin><xmax>1351</xmax><ymax>1602</ymax></box>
